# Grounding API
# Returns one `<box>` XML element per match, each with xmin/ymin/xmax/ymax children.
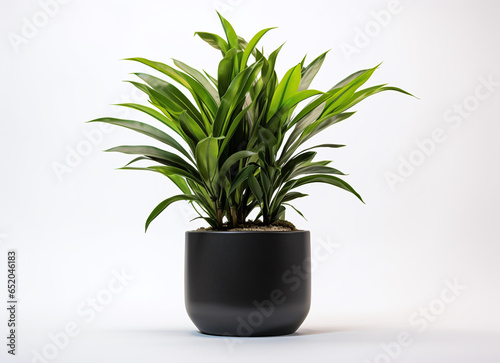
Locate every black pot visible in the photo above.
<box><xmin>185</xmin><ymin>230</ymin><xmax>311</xmax><ymax>337</ymax></box>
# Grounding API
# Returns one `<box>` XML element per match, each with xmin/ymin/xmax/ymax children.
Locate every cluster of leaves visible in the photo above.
<box><xmin>90</xmin><ymin>13</ymin><xmax>412</xmax><ymax>231</ymax></box>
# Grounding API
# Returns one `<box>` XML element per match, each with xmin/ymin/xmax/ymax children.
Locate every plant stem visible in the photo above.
<box><xmin>237</xmin><ymin>208</ymin><xmax>244</xmax><ymax>225</ymax></box>
<box><xmin>217</xmin><ymin>209</ymin><xmax>223</xmax><ymax>227</ymax></box>
<box><xmin>230</xmin><ymin>207</ymin><xmax>237</xmax><ymax>228</ymax></box>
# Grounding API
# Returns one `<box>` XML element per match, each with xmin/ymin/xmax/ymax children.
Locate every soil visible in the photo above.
<box><xmin>196</xmin><ymin>220</ymin><xmax>298</xmax><ymax>232</ymax></box>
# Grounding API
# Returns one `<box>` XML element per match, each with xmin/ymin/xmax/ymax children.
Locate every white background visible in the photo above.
<box><xmin>1</xmin><ymin>0</ymin><xmax>499</xmax><ymax>362</ymax></box>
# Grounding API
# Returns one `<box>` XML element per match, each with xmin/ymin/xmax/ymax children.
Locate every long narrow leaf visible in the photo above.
<box><xmin>145</xmin><ymin>194</ymin><xmax>199</xmax><ymax>231</ymax></box>
<box><xmin>88</xmin><ymin>117</ymin><xmax>193</xmax><ymax>162</ymax></box>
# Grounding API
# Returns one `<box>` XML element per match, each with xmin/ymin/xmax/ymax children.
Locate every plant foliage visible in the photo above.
<box><xmin>89</xmin><ymin>13</ymin><xmax>413</xmax><ymax>231</ymax></box>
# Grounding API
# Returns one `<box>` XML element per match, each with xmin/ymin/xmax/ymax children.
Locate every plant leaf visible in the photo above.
<box><xmin>299</xmin><ymin>51</ymin><xmax>328</xmax><ymax>91</ymax></box>
<box><xmin>114</xmin><ymin>103</ymin><xmax>181</xmax><ymax>134</ymax></box>
<box><xmin>240</xmin><ymin>27</ymin><xmax>276</xmax><ymax>70</ymax></box>
<box><xmin>173</xmin><ymin>59</ymin><xmax>220</xmax><ymax>104</ymax></box>
<box><xmin>133</xmin><ymin>73</ymin><xmax>204</xmax><ymax>126</ymax></box>
<box><xmin>247</xmin><ymin>173</ymin><xmax>263</xmax><ymax>204</ymax></box>
<box><xmin>289</xmin><ymin>174</ymin><xmax>364</xmax><ymax>203</ymax></box>
<box><xmin>267</xmin><ymin>64</ymin><xmax>302</xmax><ymax>121</ymax></box>
<box><xmin>146</xmin><ymin>194</ymin><xmax>199</xmax><ymax>231</ymax></box>
<box><xmin>195</xmin><ymin>137</ymin><xmax>220</xmax><ymax>183</ymax></box>
<box><xmin>105</xmin><ymin>145</ymin><xmax>198</xmax><ymax>176</ymax></box>
<box><xmin>217</xmin><ymin>48</ymin><xmax>238</xmax><ymax>97</ymax></box>
<box><xmin>217</xmin><ymin>12</ymin><xmax>239</xmax><ymax>50</ymax></box>
<box><xmin>218</xmin><ymin>150</ymin><xmax>256</xmax><ymax>184</ymax></box>
<box><xmin>194</xmin><ymin>32</ymin><xmax>229</xmax><ymax>54</ymax></box>
<box><xmin>283</xmin><ymin>203</ymin><xmax>307</xmax><ymax>220</ymax></box>
<box><xmin>88</xmin><ymin>117</ymin><xmax>193</xmax><ymax>162</ymax></box>
<box><xmin>228</xmin><ymin>164</ymin><xmax>257</xmax><ymax>194</ymax></box>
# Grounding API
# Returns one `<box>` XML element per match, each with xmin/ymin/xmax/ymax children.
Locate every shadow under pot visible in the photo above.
<box><xmin>185</xmin><ymin>230</ymin><xmax>311</xmax><ymax>337</ymax></box>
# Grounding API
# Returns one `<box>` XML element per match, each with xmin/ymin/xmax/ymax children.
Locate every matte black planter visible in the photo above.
<box><xmin>185</xmin><ymin>231</ymin><xmax>311</xmax><ymax>337</ymax></box>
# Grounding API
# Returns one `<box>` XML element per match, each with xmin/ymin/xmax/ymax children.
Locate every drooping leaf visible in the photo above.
<box><xmin>283</xmin><ymin>203</ymin><xmax>307</xmax><ymax>220</ymax></box>
<box><xmin>289</xmin><ymin>174</ymin><xmax>364</xmax><ymax>203</ymax></box>
<box><xmin>281</xmin><ymin>192</ymin><xmax>308</xmax><ymax>203</ymax></box>
<box><xmin>145</xmin><ymin>194</ymin><xmax>199</xmax><ymax>231</ymax></box>
<box><xmin>105</xmin><ymin>145</ymin><xmax>198</xmax><ymax>176</ymax></box>
<box><xmin>288</xmin><ymin>165</ymin><xmax>346</xmax><ymax>180</ymax></box>
<box><xmin>88</xmin><ymin>117</ymin><xmax>193</xmax><ymax>162</ymax></box>
<box><xmin>114</xmin><ymin>103</ymin><xmax>181</xmax><ymax>134</ymax></box>
<box><xmin>173</xmin><ymin>59</ymin><xmax>220</xmax><ymax>104</ymax></box>
<box><xmin>133</xmin><ymin>73</ymin><xmax>203</xmax><ymax>125</ymax></box>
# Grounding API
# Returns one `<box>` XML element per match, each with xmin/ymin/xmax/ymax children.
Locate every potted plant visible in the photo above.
<box><xmin>89</xmin><ymin>13</ymin><xmax>412</xmax><ymax>336</ymax></box>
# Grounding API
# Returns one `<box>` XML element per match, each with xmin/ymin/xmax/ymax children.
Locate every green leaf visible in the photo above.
<box><xmin>300</xmin><ymin>143</ymin><xmax>346</xmax><ymax>152</ymax></box>
<box><xmin>145</xmin><ymin>194</ymin><xmax>199</xmax><ymax>231</ymax></box>
<box><xmin>218</xmin><ymin>150</ymin><xmax>256</xmax><ymax>184</ymax></box>
<box><xmin>117</xmin><ymin>165</ymin><xmax>194</xmax><ymax>196</ymax></box>
<box><xmin>228</xmin><ymin>164</ymin><xmax>257</xmax><ymax>194</ymax></box>
<box><xmin>105</xmin><ymin>145</ymin><xmax>198</xmax><ymax>176</ymax></box>
<box><xmin>288</xmin><ymin>92</ymin><xmax>332</xmax><ymax>130</ymax></box>
<box><xmin>88</xmin><ymin>117</ymin><xmax>193</xmax><ymax>162</ymax></box>
<box><xmin>194</xmin><ymin>32</ymin><xmax>229</xmax><ymax>54</ymax></box>
<box><xmin>299</xmin><ymin>51</ymin><xmax>328</xmax><ymax>91</ymax></box>
<box><xmin>267</xmin><ymin>64</ymin><xmax>302</xmax><ymax>120</ymax></box>
<box><xmin>266</xmin><ymin>89</ymin><xmax>323</xmax><ymax>132</ymax></box>
<box><xmin>213</xmin><ymin>61</ymin><xmax>263</xmax><ymax>137</ymax></box>
<box><xmin>133</xmin><ymin>73</ymin><xmax>204</xmax><ymax>126</ymax></box>
<box><xmin>121</xmin><ymin>156</ymin><xmax>150</xmax><ymax>167</ymax></box>
<box><xmin>247</xmin><ymin>173</ymin><xmax>263</xmax><ymax>204</ymax></box>
<box><xmin>281</xmin><ymin>101</ymin><xmax>326</xmax><ymax>158</ymax></box>
<box><xmin>289</xmin><ymin>174</ymin><xmax>364</xmax><ymax>203</ymax></box>
<box><xmin>119</xmin><ymin>165</ymin><xmax>203</xmax><ymax>186</ymax></box>
<box><xmin>280</xmin><ymin>151</ymin><xmax>317</xmax><ymax>182</ymax></box>
<box><xmin>217</xmin><ymin>48</ymin><xmax>238</xmax><ymax>97</ymax></box>
<box><xmin>281</xmin><ymin>192</ymin><xmax>308</xmax><ymax>203</ymax></box>
<box><xmin>126</xmin><ymin>81</ymin><xmax>185</xmax><ymax>121</ymax></box>
<box><xmin>323</xmin><ymin>64</ymin><xmax>380</xmax><ymax>115</ymax></box>
<box><xmin>195</xmin><ymin>137</ymin><xmax>220</xmax><ymax>183</ymax></box>
<box><xmin>179</xmin><ymin>111</ymin><xmax>207</xmax><ymax>145</ymax></box>
<box><xmin>258</xmin><ymin>127</ymin><xmax>279</xmax><ymax>165</ymax></box>
<box><xmin>204</xmin><ymin>70</ymin><xmax>218</xmax><ymax>86</ymax></box>
<box><xmin>331</xmin><ymin>66</ymin><xmax>377</xmax><ymax>89</ymax></box>
<box><xmin>336</xmin><ymin>84</ymin><xmax>416</xmax><ymax>114</ymax></box>
<box><xmin>263</xmin><ymin>43</ymin><xmax>284</xmax><ymax>80</ymax></box>
<box><xmin>114</xmin><ymin>103</ymin><xmax>181</xmax><ymax>134</ymax></box>
<box><xmin>148</xmin><ymin>165</ymin><xmax>204</xmax><ymax>185</ymax></box>
<box><xmin>173</xmin><ymin>59</ymin><xmax>220</xmax><ymax>104</ymax></box>
<box><xmin>217</xmin><ymin>12</ymin><xmax>239</xmax><ymax>50</ymax></box>
<box><xmin>283</xmin><ymin>203</ymin><xmax>307</xmax><ymax>220</ymax></box>
<box><xmin>289</xmin><ymin>165</ymin><xmax>345</xmax><ymax>180</ymax></box>
<box><xmin>240</xmin><ymin>27</ymin><xmax>276</xmax><ymax>70</ymax></box>
<box><xmin>281</xmin><ymin>113</ymin><xmax>353</xmax><ymax>164</ymax></box>
<box><xmin>125</xmin><ymin>57</ymin><xmax>190</xmax><ymax>89</ymax></box>
<box><xmin>301</xmin><ymin>112</ymin><xmax>355</xmax><ymax>142</ymax></box>
<box><xmin>219</xmin><ymin>101</ymin><xmax>254</xmax><ymax>153</ymax></box>
<box><xmin>126</xmin><ymin>58</ymin><xmax>218</xmax><ymax>118</ymax></box>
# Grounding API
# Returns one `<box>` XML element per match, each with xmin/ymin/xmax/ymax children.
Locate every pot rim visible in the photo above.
<box><xmin>186</xmin><ymin>230</ymin><xmax>309</xmax><ymax>234</ymax></box>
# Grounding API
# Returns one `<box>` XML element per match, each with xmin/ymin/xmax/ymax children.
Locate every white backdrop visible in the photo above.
<box><xmin>1</xmin><ymin>0</ymin><xmax>499</xmax><ymax>362</ymax></box>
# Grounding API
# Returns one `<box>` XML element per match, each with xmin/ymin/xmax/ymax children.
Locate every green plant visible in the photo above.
<box><xmin>89</xmin><ymin>13</ymin><xmax>412</xmax><ymax>231</ymax></box>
